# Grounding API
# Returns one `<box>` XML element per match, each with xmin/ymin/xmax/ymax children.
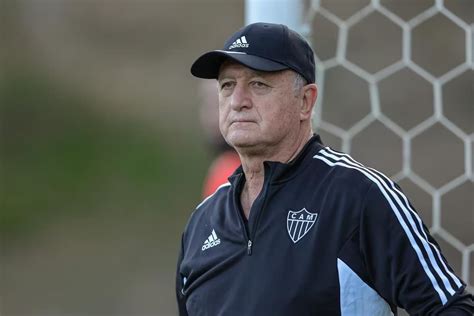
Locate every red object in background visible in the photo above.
<box><xmin>202</xmin><ymin>151</ymin><xmax>241</xmax><ymax>198</ymax></box>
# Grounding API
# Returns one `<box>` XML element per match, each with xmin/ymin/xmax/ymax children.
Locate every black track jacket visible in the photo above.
<box><xmin>176</xmin><ymin>135</ymin><xmax>473</xmax><ymax>315</ymax></box>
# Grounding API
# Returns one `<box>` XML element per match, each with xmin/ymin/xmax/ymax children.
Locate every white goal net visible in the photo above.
<box><xmin>303</xmin><ymin>0</ymin><xmax>473</xmax><ymax>294</ymax></box>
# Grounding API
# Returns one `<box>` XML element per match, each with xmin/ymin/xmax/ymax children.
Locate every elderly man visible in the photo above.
<box><xmin>176</xmin><ymin>22</ymin><xmax>473</xmax><ymax>315</ymax></box>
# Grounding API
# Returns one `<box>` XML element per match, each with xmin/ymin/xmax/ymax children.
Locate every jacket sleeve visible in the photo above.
<box><xmin>359</xmin><ymin>181</ymin><xmax>473</xmax><ymax>315</ymax></box>
<box><xmin>176</xmin><ymin>234</ymin><xmax>188</xmax><ymax>316</ymax></box>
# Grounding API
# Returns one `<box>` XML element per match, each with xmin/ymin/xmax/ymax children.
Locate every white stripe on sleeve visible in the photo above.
<box><xmin>313</xmin><ymin>148</ymin><xmax>460</xmax><ymax>304</ymax></box>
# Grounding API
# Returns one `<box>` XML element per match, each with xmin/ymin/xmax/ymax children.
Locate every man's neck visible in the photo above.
<box><xmin>238</xmin><ymin>130</ymin><xmax>313</xmax><ymax>219</ymax></box>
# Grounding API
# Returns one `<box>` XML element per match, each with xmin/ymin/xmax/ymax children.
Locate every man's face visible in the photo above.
<box><xmin>217</xmin><ymin>62</ymin><xmax>303</xmax><ymax>154</ymax></box>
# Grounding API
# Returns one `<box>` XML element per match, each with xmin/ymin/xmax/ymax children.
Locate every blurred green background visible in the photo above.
<box><xmin>2</xmin><ymin>1</ymin><xmax>244</xmax><ymax>315</ymax></box>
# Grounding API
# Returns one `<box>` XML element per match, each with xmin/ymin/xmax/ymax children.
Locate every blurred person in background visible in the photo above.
<box><xmin>198</xmin><ymin>80</ymin><xmax>240</xmax><ymax>198</ymax></box>
<box><xmin>177</xmin><ymin>22</ymin><xmax>474</xmax><ymax>315</ymax></box>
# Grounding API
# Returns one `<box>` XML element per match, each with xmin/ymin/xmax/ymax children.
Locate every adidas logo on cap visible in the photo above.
<box><xmin>228</xmin><ymin>36</ymin><xmax>249</xmax><ymax>50</ymax></box>
<box><xmin>202</xmin><ymin>229</ymin><xmax>221</xmax><ymax>251</ymax></box>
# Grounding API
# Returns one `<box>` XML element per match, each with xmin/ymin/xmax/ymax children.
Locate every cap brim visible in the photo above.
<box><xmin>190</xmin><ymin>50</ymin><xmax>288</xmax><ymax>79</ymax></box>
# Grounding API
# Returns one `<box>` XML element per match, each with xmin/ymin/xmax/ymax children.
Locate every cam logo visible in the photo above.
<box><xmin>287</xmin><ymin>208</ymin><xmax>318</xmax><ymax>243</ymax></box>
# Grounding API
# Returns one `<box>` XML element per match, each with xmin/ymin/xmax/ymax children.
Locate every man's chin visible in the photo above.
<box><xmin>226</xmin><ymin>135</ymin><xmax>259</xmax><ymax>150</ymax></box>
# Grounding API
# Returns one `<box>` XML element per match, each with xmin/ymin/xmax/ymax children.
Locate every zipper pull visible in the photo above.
<box><xmin>247</xmin><ymin>240</ymin><xmax>253</xmax><ymax>255</ymax></box>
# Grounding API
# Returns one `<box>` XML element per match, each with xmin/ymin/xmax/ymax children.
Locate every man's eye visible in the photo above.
<box><xmin>251</xmin><ymin>81</ymin><xmax>268</xmax><ymax>88</ymax></box>
<box><xmin>220</xmin><ymin>82</ymin><xmax>234</xmax><ymax>90</ymax></box>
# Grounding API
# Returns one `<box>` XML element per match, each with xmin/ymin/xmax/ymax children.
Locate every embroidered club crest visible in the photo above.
<box><xmin>287</xmin><ymin>208</ymin><xmax>318</xmax><ymax>243</ymax></box>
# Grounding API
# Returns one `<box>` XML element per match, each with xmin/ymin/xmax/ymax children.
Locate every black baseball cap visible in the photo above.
<box><xmin>191</xmin><ymin>22</ymin><xmax>315</xmax><ymax>83</ymax></box>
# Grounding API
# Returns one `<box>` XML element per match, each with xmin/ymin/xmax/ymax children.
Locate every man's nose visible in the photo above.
<box><xmin>230</xmin><ymin>84</ymin><xmax>252</xmax><ymax>111</ymax></box>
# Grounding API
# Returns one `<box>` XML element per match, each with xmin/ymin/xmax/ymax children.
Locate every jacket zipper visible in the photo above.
<box><xmin>233</xmin><ymin>174</ymin><xmax>252</xmax><ymax>255</ymax></box>
<box><xmin>247</xmin><ymin>240</ymin><xmax>253</xmax><ymax>255</ymax></box>
<box><xmin>247</xmin><ymin>167</ymin><xmax>273</xmax><ymax>256</ymax></box>
<box><xmin>234</xmin><ymin>167</ymin><xmax>274</xmax><ymax>256</ymax></box>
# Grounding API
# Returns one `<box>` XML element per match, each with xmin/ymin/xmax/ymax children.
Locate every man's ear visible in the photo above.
<box><xmin>300</xmin><ymin>84</ymin><xmax>318</xmax><ymax>121</ymax></box>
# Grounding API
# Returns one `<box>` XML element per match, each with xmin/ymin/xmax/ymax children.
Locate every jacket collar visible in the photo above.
<box><xmin>228</xmin><ymin>134</ymin><xmax>324</xmax><ymax>184</ymax></box>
